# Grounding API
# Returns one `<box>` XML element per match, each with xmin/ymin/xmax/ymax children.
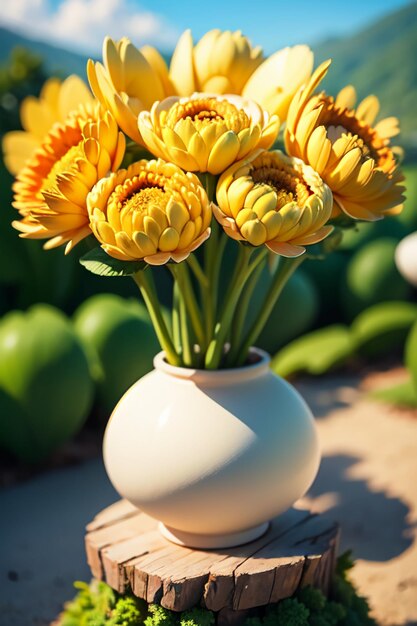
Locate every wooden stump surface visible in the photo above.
<box><xmin>85</xmin><ymin>500</ymin><xmax>339</xmax><ymax>613</ymax></box>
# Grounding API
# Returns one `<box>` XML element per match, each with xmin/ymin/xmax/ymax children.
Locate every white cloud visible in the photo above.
<box><xmin>0</xmin><ymin>0</ymin><xmax>179</xmax><ymax>54</ymax></box>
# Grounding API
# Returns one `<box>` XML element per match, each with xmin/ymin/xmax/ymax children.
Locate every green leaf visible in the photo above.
<box><xmin>80</xmin><ymin>246</ymin><xmax>147</xmax><ymax>277</ymax></box>
<box><xmin>370</xmin><ymin>379</ymin><xmax>417</xmax><ymax>408</ymax></box>
<box><xmin>271</xmin><ymin>325</ymin><xmax>354</xmax><ymax>378</ymax></box>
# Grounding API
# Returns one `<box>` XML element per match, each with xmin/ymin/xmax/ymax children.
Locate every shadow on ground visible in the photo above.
<box><xmin>295</xmin><ymin>376</ymin><xmax>360</xmax><ymax>419</ymax></box>
<box><xmin>306</xmin><ymin>453</ymin><xmax>414</xmax><ymax>561</ymax></box>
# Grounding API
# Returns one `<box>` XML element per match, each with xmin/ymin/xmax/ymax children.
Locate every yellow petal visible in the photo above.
<box><xmin>335</xmin><ymin>85</ymin><xmax>356</xmax><ymax>110</ymax></box>
<box><xmin>2</xmin><ymin>131</ymin><xmax>39</xmax><ymax>175</ymax></box>
<box><xmin>240</xmin><ymin>218</ymin><xmax>267</xmax><ymax>245</ymax></box>
<box><xmin>207</xmin><ymin>131</ymin><xmax>240</xmax><ymax>174</ymax></box>
<box><xmin>236</xmin><ymin>208</ymin><xmax>257</xmax><ymax>228</ymax></box>
<box><xmin>167</xmin><ymin>201</ymin><xmax>189</xmax><ymax>232</ymax></box>
<box><xmin>325</xmin><ymin>147</ymin><xmax>362</xmax><ymax>190</ymax></box>
<box><xmin>374</xmin><ymin>117</ymin><xmax>400</xmax><ymax>139</ymax></box>
<box><xmin>133</xmin><ymin>231</ymin><xmax>157</xmax><ymax>256</ymax></box>
<box><xmin>223</xmin><ymin>177</ymin><xmax>254</xmax><ymax>218</ymax></box>
<box><xmin>355</xmin><ymin>95</ymin><xmax>380</xmax><ymax>126</ymax></box>
<box><xmin>141</xmin><ymin>45</ymin><xmax>175</xmax><ymax>96</ymax></box>
<box><xmin>20</xmin><ymin>97</ymin><xmax>57</xmax><ymax>140</ymax></box>
<box><xmin>203</xmin><ymin>76</ymin><xmax>232</xmax><ymax>93</ymax></box>
<box><xmin>286</xmin><ymin>60</ymin><xmax>331</xmax><ymax>132</ymax></box>
<box><xmin>58</xmin><ymin>75</ymin><xmax>93</xmax><ymax>119</ymax></box>
<box><xmin>306</xmin><ymin>126</ymin><xmax>332</xmax><ymax>174</ymax></box>
<box><xmin>178</xmin><ymin>220</ymin><xmax>196</xmax><ymax>248</ymax></box>
<box><xmin>169</xmin><ymin>30</ymin><xmax>196</xmax><ymax>96</ymax></box>
<box><xmin>266</xmin><ymin>241</ymin><xmax>305</xmax><ymax>257</ymax></box>
<box><xmin>251</xmin><ymin>190</ymin><xmax>277</xmax><ymax>219</ymax></box>
<box><xmin>262</xmin><ymin>211</ymin><xmax>282</xmax><ymax>239</ymax></box>
<box><xmin>193</xmin><ymin>29</ymin><xmax>221</xmax><ymax>86</ymax></box>
<box><xmin>120</xmin><ymin>39</ymin><xmax>165</xmax><ymax>107</ymax></box>
<box><xmin>103</xmin><ymin>37</ymin><xmax>124</xmax><ymax>91</ymax></box>
<box><xmin>143</xmin><ymin>215</ymin><xmax>162</xmax><ymax>246</ymax></box>
<box><xmin>244</xmin><ymin>45</ymin><xmax>314</xmax><ymax>121</ymax></box>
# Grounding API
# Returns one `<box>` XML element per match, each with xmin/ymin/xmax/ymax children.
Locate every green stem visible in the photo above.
<box><xmin>235</xmin><ymin>255</ymin><xmax>305</xmax><ymax>366</ymax></box>
<box><xmin>178</xmin><ymin>288</ymin><xmax>193</xmax><ymax>367</ymax></box>
<box><xmin>169</xmin><ymin>263</ymin><xmax>205</xmax><ymax>348</ymax></box>
<box><xmin>186</xmin><ymin>253</ymin><xmax>209</xmax><ymax>289</ymax></box>
<box><xmin>210</xmin><ymin>230</ymin><xmax>228</xmax><ymax>329</ymax></box>
<box><xmin>133</xmin><ymin>269</ymin><xmax>180</xmax><ymax>366</ymax></box>
<box><xmin>226</xmin><ymin>249</ymin><xmax>268</xmax><ymax>366</ymax></box>
<box><xmin>172</xmin><ymin>282</ymin><xmax>182</xmax><ymax>355</ymax></box>
<box><xmin>203</xmin><ymin>219</ymin><xmax>224</xmax><ymax>340</ymax></box>
<box><xmin>198</xmin><ymin>172</ymin><xmax>217</xmax><ymax>202</ymax></box>
<box><xmin>204</xmin><ymin>245</ymin><xmax>255</xmax><ymax>370</ymax></box>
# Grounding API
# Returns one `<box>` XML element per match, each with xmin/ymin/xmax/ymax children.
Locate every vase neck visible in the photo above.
<box><xmin>153</xmin><ymin>348</ymin><xmax>270</xmax><ymax>386</ymax></box>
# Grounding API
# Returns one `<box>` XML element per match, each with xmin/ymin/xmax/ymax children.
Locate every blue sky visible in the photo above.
<box><xmin>0</xmin><ymin>0</ymin><xmax>413</xmax><ymax>55</ymax></box>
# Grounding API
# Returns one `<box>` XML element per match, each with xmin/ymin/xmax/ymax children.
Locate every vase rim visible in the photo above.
<box><xmin>153</xmin><ymin>347</ymin><xmax>271</xmax><ymax>385</ymax></box>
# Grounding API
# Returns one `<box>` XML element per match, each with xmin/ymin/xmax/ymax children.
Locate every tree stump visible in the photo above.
<box><xmin>85</xmin><ymin>500</ymin><xmax>339</xmax><ymax>615</ymax></box>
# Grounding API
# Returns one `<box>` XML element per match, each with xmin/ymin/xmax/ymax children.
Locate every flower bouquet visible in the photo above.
<box><xmin>4</xmin><ymin>29</ymin><xmax>405</xmax><ymax>547</ymax></box>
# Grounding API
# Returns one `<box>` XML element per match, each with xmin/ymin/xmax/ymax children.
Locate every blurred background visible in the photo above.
<box><xmin>0</xmin><ymin>0</ymin><xmax>416</xmax><ymax>470</ymax></box>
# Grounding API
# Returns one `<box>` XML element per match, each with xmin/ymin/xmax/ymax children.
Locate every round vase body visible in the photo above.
<box><xmin>396</xmin><ymin>232</ymin><xmax>417</xmax><ymax>287</ymax></box>
<box><xmin>103</xmin><ymin>349</ymin><xmax>320</xmax><ymax>548</ymax></box>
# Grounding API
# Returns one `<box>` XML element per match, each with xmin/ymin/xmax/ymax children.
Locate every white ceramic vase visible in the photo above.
<box><xmin>103</xmin><ymin>348</ymin><xmax>320</xmax><ymax>549</ymax></box>
<box><xmin>395</xmin><ymin>231</ymin><xmax>417</xmax><ymax>287</ymax></box>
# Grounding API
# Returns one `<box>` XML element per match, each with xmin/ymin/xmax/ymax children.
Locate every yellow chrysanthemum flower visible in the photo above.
<box><xmin>87</xmin><ymin>37</ymin><xmax>174</xmax><ymax>144</ymax></box>
<box><xmin>214</xmin><ymin>150</ymin><xmax>333</xmax><ymax>257</ymax></box>
<box><xmin>12</xmin><ymin>105</ymin><xmax>125</xmax><ymax>252</ymax></box>
<box><xmin>3</xmin><ymin>74</ymin><xmax>93</xmax><ymax>175</ymax></box>
<box><xmin>138</xmin><ymin>94</ymin><xmax>280</xmax><ymax>175</ymax></box>
<box><xmin>87</xmin><ymin>159</ymin><xmax>212</xmax><ymax>265</ymax></box>
<box><xmin>285</xmin><ymin>61</ymin><xmax>405</xmax><ymax>221</ymax></box>
<box><xmin>170</xmin><ymin>29</ymin><xmax>313</xmax><ymax>122</ymax></box>
<box><xmin>170</xmin><ymin>29</ymin><xmax>263</xmax><ymax>95</ymax></box>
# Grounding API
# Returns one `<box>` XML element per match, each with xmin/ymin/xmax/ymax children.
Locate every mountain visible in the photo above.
<box><xmin>1</xmin><ymin>1</ymin><xmax>416</xmax><ymax>143</ymax></box>
<box><xmin>313</xmin><ymin>1</ymin><xmax>417</xmax><ymax>141</ymax></box>
<box><xmin>0</xmin><ymin>26</ymin><xmax>90</xmax><ymax>79</ymax></box>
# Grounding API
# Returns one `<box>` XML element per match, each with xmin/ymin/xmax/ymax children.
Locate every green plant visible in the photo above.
<box><xmin>73</xmin><ymin>294</ymin><xmax>160</xmax><ymax>415</ymax></box>
<box><xmin>341</xmin><ymin>238</ymin><xmax>411</xmax><ymax>320</ymax></box>
<box><xmin>0</xmin><ymin>304</ymin><xmax>94</xmax><ymax>462</ymax></box>
<box><xmin>271</xmin><ymin>325</ymin><xmax>354</xmax><ymax>378</ymax></box>
<box><xmin>405</xmin><ymin>318</ymin><xmax>417</xmax><ymax>392</ymax></box>
<box><xmin>351</xmin><ymin>301</ymin><xmax>417</xmax><ymax>358</ymax></box>
<box><xmin>370</xmin><ymin>379</ymin><xmax>417</xmax><ymax>408</ymax></box>
<box><xmin>60</xmin><ymin>580</ymin><xmax>146</xmax><ymax>625</ymax></box>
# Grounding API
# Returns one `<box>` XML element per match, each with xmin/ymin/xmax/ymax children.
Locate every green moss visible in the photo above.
<box><xmin>60</xmin><ymin>580</ymin><xmax>145</xmax><ymax>626</ymax></box>
<box><xmin>180</xmin><ymin>608</ymin><xmax>215</xmax><ymax>626</ymax></box>
<box><xmin>57</xmin><ymin>553</ymin><xmax>376</xmax><ymax>626</ymax></box>
<box><xmin>263</xmin><ymin>599</ymin><xmax>310</xmax><ymax>626</ymax></box>
<box><xmin>144</xmin><ymin>605</ymin><xmax>178</xmax><ymax>626</ymax></box>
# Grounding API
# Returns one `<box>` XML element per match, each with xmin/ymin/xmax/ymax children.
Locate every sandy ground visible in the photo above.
<box><xmin>297</xmin><ymin>368</ymin><xmax>417</xmax><ymax>626</ymax></box>
<box><xmin>0</xmin><ymin>367</ymin><xmax>416</xmax><ymax>625</ymax></box>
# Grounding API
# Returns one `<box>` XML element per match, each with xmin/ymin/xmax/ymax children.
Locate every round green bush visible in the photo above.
<box><xmin>74</xmin><ymin>294</ymin><xmax>160</xmax><ymax>415</ymax></box>
<box><xmin>397</xmin><ymin>165</ymin><xmax>417</xmax><ymax>230</ymax></box>
<box><xmin>0</xmin><ymin>304</ymin><xmax>94</xmax><ymax>463</ymax></box>
<box><xmin>271</xmin><ymin>325</ymin><xmax>354</xmax><ymax>378</ymax></box>
<box><xmin>341</xmin><ymin>238</ymin><xmax>411</xmax><ymax>320</ymax></box>
<box><xmin>351</xmin><ymin>301</ymin><xmax>417</xmax><ymax>358</ymax></box>
<box><xmin>405</xmin><ymin>319</ymin><xmax>417</xmax><ymax>393</ymax></box>
<box><xmin>338</xmin><ymin>218</ymin><xmax>407</xmax><ymax>252</ymax></box>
